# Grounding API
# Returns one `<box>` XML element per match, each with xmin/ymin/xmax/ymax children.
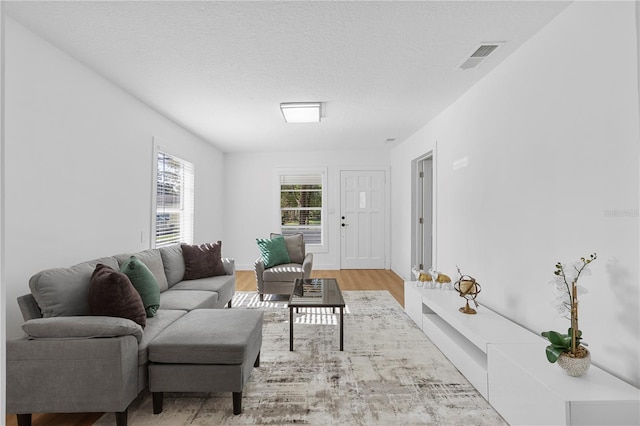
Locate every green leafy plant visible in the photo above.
<box><xmin>541</xmin><ymin>253</ymin><xmax>596</xmax><ymax>362</ymax></box>
<box><xmin>541</xmin><ymin>328</ymin><xmax>583</xmax><ymax>363</ymax></box>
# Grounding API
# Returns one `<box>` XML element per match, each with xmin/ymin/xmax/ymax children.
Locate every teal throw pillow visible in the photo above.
<box><xmin>256</xmin><ymin>235</ymin><xmax>291</xmax><ymax>268</ymax></box>
<box><xmin>120</xmin><ymin>256</ymin><xmax>161</xmax><ymax>317</ymax></box>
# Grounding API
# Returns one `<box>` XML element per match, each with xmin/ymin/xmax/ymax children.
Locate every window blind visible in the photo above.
<box><xmin>156</xmin><ymin>151</ymin><xmax>194</xmax><ymax>248</ymax></box>
<box><xmin>280</xmin><ymin>174</ymin><xmax>322</xmax><ymax>186</ymax></box>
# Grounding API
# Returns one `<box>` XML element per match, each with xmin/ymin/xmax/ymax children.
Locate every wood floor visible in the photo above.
<box><xmin>5</xmin><ymin>269</ymin><xmax>404</xmax><ymax>426</ymax></box>
<box><xmin>237</xmin><ymin>269</ymin><xmax>404</xmax><ymax>307</ymax></box>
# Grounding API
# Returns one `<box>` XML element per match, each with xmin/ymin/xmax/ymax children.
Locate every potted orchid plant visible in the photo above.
<box><xmin>541</xmin><ymin>253</ymin><xmax>597</xmax><ymax>376</ymax></box>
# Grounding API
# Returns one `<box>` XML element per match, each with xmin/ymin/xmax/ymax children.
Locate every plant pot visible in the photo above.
<box><xmin>557</xmin><ymin>348</ymin><xmax>591</xmax><ymax>377</ymax></box>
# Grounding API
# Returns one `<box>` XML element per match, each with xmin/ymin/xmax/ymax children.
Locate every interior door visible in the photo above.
<box><xmin>419</xmin><ymin>157</ymin><xmax>433</xmax><ymax>271</ymax></box>
<box><xmin>417</xmin><ymin>158</ymin><xmax>433</xmax><ymax>271</ymax></box>
<box><xmin>340</xmin><ymin>170</ymin><xmax>386</xmax><ymax>269</ymax></box>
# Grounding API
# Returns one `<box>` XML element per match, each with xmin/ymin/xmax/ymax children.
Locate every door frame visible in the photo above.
<box><xmin>411</xmin><ymin>146</ymin><xmax>437</xmax><ymax>276</ymax></box>
<box><xmin>338</xmin><ymin>166</ymin><xmax>390</xmax><ymax>270</ymax></box>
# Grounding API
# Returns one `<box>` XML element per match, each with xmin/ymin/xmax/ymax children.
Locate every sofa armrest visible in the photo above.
<box><xmin>302</xmin><ymin>253</ymin><xmax>314</xmax><ymax>279</ymax></box>
<box><xmin>254</xmin><ymin>258</ymin><xmax>265</xmax><ymax>290</ymax></box>
<box><xmin>17</xmin><ymin>294</ymin><xmax>43</xmax><ymax>321</ymax></box>
<box><xmin>7</xmin><ymin>335</ymin><xmax>139</xmax><ymax>414</ymax></box>
<box><xmin>22</xmin><ymin>316</ymin><xmax>143</xmax><ymax>343</ymax></box>
<box><xmin>222</xmin><ymin>257</ymin><xmax>235</xmax><ymax>276</ymax></box>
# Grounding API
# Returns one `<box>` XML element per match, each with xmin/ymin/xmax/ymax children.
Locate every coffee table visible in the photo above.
<box><xmin>288</xmin><ymin>278</ymin><xmax>345</xmax><ymax>351</ymax></box>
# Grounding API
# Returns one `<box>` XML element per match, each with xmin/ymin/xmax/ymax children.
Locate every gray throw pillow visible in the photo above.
<box><xmin>159</xmin><ymin>244</ymin><xmax>186</xmax><ymax>287</ymax></box>
<box><xmin>270</xmin><ymin>233</ymin><xmax>305</xmax><ymax>264</ymax></box>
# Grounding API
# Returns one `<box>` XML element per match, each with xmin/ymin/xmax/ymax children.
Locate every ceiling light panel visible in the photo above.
<box><xmin>280</xmin><ymin>102</ymin><xmax>322</xmax><ymax>123</ymax></box>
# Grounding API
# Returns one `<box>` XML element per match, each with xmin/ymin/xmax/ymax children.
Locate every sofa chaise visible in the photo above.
<box><xmin>6</xmin><ymin>243</ymin><xmax>239</xmax><ymax>426</ymax></box>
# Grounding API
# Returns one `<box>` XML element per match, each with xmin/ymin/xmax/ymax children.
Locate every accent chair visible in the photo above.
<box><xmin>254</xmin><ymin>233</ymin><xmax>313</xmax><ymax>301</ymax></box>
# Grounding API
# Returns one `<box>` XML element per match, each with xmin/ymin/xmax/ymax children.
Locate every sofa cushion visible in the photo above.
<box><xmin>270</xmin><ymin>233</ymin><xmax>305</xmax><ymax>264</ymax></box>
<box><xmin>120</xmin><ymin>256</ymin><xmax>161</xmax><ymax>317</ymax></box>
<box><xmin>149</xmin><ymin>309</ymin><xmax>264</xmax><ymax>365</ymax></box>
<box><xmin>29</xmin><ymin>256</ymin><xmax>119</xmax><ymax>318</ymax></box>
<box><xmin>159</xmin><ymin>244</ymin><xmax>185</xmax><ymax>287</ymax></box>
<box><xmin>137</xmin><ymin>309</ymin><xmax>186</xmax><ymax>366</ymax></box>
<box><xmin>170</xmin><ymin>274</ymin><xmax>235</xmax><ymax>308</ymax></box>
<box><xmin>170</xmin><ymin>274</ymin><xmax>234</xmax><ymax>292</ymax></box>
<box><xmin>181</xmin><ymin>242</ymin><xmax>226</xmax><ymax>280</ymax></box>
<box><xmin>263</xmin><ymin>263</ymin><xmax>304</xmax><ymax>282</ymax></box>
<box><xmin>159</xmin><ymin>290</ymin><xmax>219</xmax><ymax>311</ymax></box>
<box><xmin>256</xmin><ymin>235</ymin><xmax>291</xmax><ymax>268</ymax></box>
<box><xmin>114</xmin><ymin>249</ymin><xmax>169</xmax><ymax>292</ymax></box>
<box><xmin>22</xmin><ymin>316</ymin><xmax>143</xmax><ymax>343</ymax></box>
<box><xmin>88</xmin><ymin>264</ymin><xmax>146</xmax><ymax>328</ymax></box>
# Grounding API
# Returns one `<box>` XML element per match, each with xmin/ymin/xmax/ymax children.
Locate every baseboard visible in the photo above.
<box><xmin>236</xmin><ymin>263</ymin><xmax>340</xmax><ymax>271</ymax></box>
<box><xmin>391</xmin><ymin>265</ymin><xmax>409</xmax><ymax>281</ymax></box>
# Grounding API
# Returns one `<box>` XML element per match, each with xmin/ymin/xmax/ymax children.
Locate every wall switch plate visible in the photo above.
<box><xmin>453</xmin><ymin>156</ymin><xmax>469</xmax><ymax>170</ymax></box>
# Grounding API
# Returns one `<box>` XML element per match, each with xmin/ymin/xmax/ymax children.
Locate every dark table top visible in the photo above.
<box><xmin>288</xmin><ymin>278</ymin><xmax>345</xmax><ymax>308</ymax></box>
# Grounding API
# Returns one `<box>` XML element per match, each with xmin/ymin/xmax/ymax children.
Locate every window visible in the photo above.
<box><xmin>279</xmin><ymin>171</ymin><xmax>325</xmax><ymax>245</ymax></box>
<box><xmin>155</xmin><ymin>150</ymin><xmax>194</xmax><ymax>248</ymax></box>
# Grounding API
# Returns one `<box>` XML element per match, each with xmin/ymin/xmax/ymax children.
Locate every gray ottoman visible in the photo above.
<box><xmin>148</xmin><ymin>309</ymin><xmax>263</xmax><ymax>415</ymax></box>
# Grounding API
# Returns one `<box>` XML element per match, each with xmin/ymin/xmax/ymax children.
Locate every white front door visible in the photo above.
<box><xmin>340</xmin><ymin>170</ymin><xmax>386</xmax><ymax>269</ymax></box>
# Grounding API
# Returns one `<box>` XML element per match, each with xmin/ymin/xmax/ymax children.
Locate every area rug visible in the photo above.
<box><xmin>95</xmin><ymin>291</ymin><xmax>506</xmax><ymax>425</ymax></box>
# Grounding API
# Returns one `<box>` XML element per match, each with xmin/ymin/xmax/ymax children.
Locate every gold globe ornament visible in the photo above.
<box><xmin>453</xmin><ymin>267</ymin><xmax>482</xmax><ymax>314</ymax></box>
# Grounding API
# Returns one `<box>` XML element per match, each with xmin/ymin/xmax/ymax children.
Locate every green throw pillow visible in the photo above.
<box><xmin>256</xmin><ymin>235</ymin><xmax>291</xmax><ymax>268</ymax></box>
<box><xmin>120</xmin><ymin>256</ymin><xmax>161</xmax><ymax>317</ymax></box>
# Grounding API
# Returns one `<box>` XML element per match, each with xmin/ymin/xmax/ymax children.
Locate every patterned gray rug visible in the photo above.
<box><xmin>96</xmin><ymin>291</ymin><xmax>506</xmax><ymax>425</ymax></box>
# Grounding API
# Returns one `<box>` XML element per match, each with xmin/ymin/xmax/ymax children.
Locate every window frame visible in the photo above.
<box><xmin>152</xmin><ymin>142</ymin><xmax>195</xmax><ymax>248</ymax></box>
<box><xmin>275</xmin><ymin>167</ymin><xmax>328</xmax><ymax>252</ymax></box>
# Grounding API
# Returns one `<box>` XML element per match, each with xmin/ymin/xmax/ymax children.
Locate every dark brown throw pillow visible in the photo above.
<box><xmin>181</xmin><ymin>241</ymin><xmax>226</xmax><ymax>280</ymax></box>
<box><xmin>88</xmin><ymin>263</ymin><xmax>146</xmax><ymax>328</ymax></box>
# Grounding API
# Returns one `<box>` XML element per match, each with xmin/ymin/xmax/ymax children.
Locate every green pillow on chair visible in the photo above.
<box><xmin>256</xmin><ymin>235</ymin><xmax>291</xmax><ymax>268</ymax></box>
<box><xmin>120</xmin><ymin>256</ymin><xmax>161</xmax><ymax>317</ymax></box>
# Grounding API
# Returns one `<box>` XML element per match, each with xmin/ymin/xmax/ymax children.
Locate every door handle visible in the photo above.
<box><xmin>341</xmin><ymin>223</ymin><xmax>348</xmax><ymax>227</ymax></box>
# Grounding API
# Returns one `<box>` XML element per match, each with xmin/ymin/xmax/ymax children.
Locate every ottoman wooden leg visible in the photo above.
<box><xmin>233</xmin><ymin>391</ymin><xmax>242</xmax><ymax>415</ymax></box>
<box><xmin>16</xmin><ymin>414</ymin><xmax>31</xmax><ymax>426</ymax></box>
<box><xmin>115</xmin><ymin>409</ymin><xmax>128</xmax><ymax>426</ymax></box>
<box><xmin>152</xmin><ymin>392</ymin><xmax>164</xmax><ymax>414</ymax></box>
<box><xmin>254</xmin><ymin>351</ymin><xmax>260</xmax><ymax>367</ymax></box>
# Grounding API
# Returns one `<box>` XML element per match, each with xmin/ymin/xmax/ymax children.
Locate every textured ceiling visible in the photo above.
<box><xmin>6</xmin><ymin>1</ymin><xmax>571</xmax><ymax>153</ymax></box>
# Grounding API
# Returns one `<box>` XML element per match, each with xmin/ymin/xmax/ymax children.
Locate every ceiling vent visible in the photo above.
<box><xmin>458</xmin><ymin>42</ymin><xmax>504</xmax><ymax>70</ymax></box>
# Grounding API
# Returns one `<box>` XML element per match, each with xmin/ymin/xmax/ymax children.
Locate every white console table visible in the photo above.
<box><xmin>404</xmin><ymin>281</ymin><xmax>640</xmax><ymax>426</ymax></box>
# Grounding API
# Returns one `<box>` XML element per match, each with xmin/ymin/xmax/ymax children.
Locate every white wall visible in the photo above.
<box><xmin>391</xmin><ymin>1</ymin><xmax>640</xmax><ymax>387</ymax></box>
<box><xmin>224</xmin><ymin>150</ymin><xmax>391</xmax><ymax>270</ymax></box>
<box><xmin>3</xmin><ymin>18</ymin><xmax>225</xmax><ymax>338</ymax></box>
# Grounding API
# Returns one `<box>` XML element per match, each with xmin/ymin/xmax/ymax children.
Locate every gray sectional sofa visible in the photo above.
<box><xmin>6</xmin><ymin>243</ymin><xmax>236</xmax><ymax>426</ymax></box>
